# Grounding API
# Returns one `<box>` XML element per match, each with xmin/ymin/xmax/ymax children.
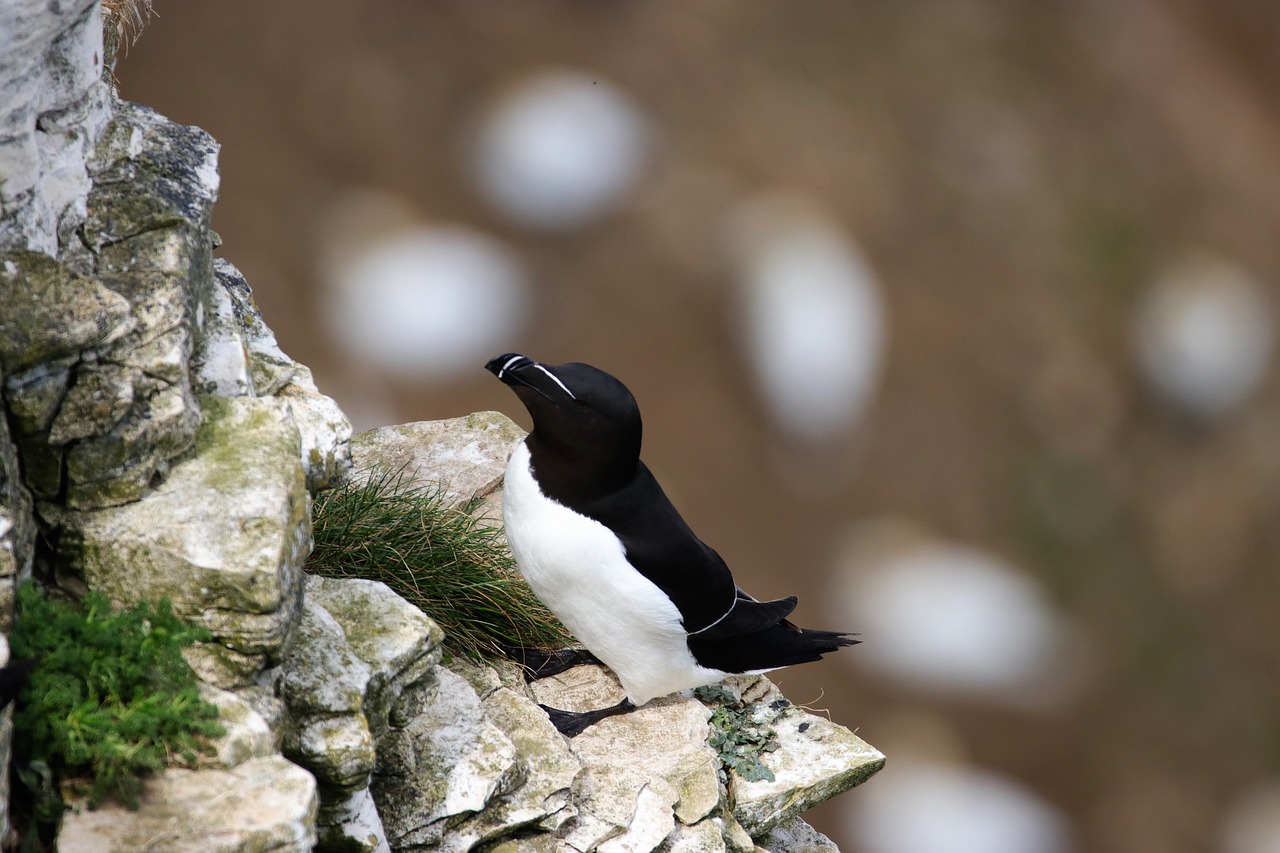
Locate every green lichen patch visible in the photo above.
<box><xmin>695</xmin><ymin>685</ymin><xmax>782</xmax><ymax>784</ymax></box>
<box><xmin>8</xmin><ymin>582</ymin><xmax>224</xmax><ymax>811</ymax></box>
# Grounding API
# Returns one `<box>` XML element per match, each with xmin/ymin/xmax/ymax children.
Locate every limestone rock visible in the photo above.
<box><xmin>211</xmin><ymin>259</ymin><xmax>353</xmax><ymax>491</ymax></box>
<box><xmin>46</xmin><ymin>395</ymin><xmax>309</xmax><ymax>661</ymax></box>
<box><xmin>54</xmin><ymin>98</ymin><xmax>222</xmax><ymax>508</ymax></box>
<box><xmin>756</xmin><ymin>817</ymin><xmax>839</xmax><ymax>853</ymax></box>
<box><xmin>374</xmin><ymin>667</ymin><xmax>520</xmax><ymax>851</ymax></box>
<box><xmin>544</xmin><ymin>666</ymin><xmax>721</xmax><ymax>828</ymax></box>
<box><xmin>446</xmin><ymin>685</ymin><xmax>580</xmax><ymax>845</ymax></box>
<box><xmin>279</xmin><ymin>596</ymin><xmax>376</xmax><ymax>791</ymax></box>
<box><xmin>723</xmin><ymin>678</ymin><xmax>884</xmax><ymax>837</ymax></box>
<box><xmin>304</xmin><ymin>574</ymin><xmax>443</xmax><ymax>741</ymax></box>
<box><xmin>0</xmin><ymin>250</ymin><xmax>132</xmax><ymax>372</ymax></box>
<box><xmin>279</xmin><ymin>576</ymin><xmax>445</xmax><ymax>852</ymax></box>
<box><xmin>318</xmin><ymin>788</ymin><xmax>391</xmax><ymax>853</ymax></box>
<box><xmin>200</xmin><ymin>684</ymin><xmax>276</xmax><ymax>770</ymax></box>
<box><xmin>216</xmin><ymin>258</ymin><xmax>300</xmax><ymax>396</ymax></box>
<box><xmin>57</xmin><ymin>755</ymin><xmax>318</xmax><ymax>853</ymax></box>
<box><xmin>351</xmin><ymin>411</ymin><xmax>524</xmax><ymax>527</ymax></box>
<box><xmin>0</xmin><ymin>0</ymin><xmax>110</xmax><ymax>255</ymax></box>
<box><xmin>192</xmin><ymin>262</ymin><xmax>253</xmax><ymax>398</ymax></box>
<box><xmin>658</xmin><ymin>817</ymin><xmax>728</xmax><ymax>853</ymax></box>
<box><xmin>0</xmin><ymin>402</ymin><xmax>34</xmax><ymax>630</ymax></box>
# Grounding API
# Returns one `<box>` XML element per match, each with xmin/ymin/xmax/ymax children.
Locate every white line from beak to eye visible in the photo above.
<box><xmin>498</xmin><ymin>355</ymin><xmax>523</xmax><ymax>379</ymax></box>
<box><xmin>532</xmin><ymin>364</ymin><xmax>577</xmax><ymax>400</ymax></box>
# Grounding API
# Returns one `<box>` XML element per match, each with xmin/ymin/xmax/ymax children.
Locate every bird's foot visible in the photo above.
<box><xmin>539</xmin><ymin>698</ymin><xmax>636</xmax><ymax>737</ymax></box>
<box><xmin>505</xmin><ymin>645</ymin><xmax>601</xmax><ymax>681</ymax></box>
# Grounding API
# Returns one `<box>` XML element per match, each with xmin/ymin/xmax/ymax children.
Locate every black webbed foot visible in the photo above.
<box><xmin>539</xmin><ymin>698</ymin><xmax>636</xmax><ymax>737</ymax></box>
<box><xmin>505</xmin><ymin>646</ymin><xmax>601</xmax><ymax>681</ymax></box>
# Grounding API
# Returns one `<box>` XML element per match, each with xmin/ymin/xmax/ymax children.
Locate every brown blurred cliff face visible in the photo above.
<box><xmin>118</xmin><ymin>2</ymin><xmax>1280</xmax><ymax>851</ymax></box>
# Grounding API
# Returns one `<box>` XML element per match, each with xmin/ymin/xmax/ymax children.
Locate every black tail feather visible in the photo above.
<box><xmin>688</xmin><ymin>624</ymin><xmax>859</xmax><ymax>674</ymax></box>
<box><xmin>694</xmin><ymin>593</ymin><xmax>799</xmax><ymax>640</ymax></box>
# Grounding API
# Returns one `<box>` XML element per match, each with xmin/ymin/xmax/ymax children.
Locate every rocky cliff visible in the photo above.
<box><xmin>0</xmin><ymin>2</ymin><xmax>882</xmax><ymax>850</ymax></box>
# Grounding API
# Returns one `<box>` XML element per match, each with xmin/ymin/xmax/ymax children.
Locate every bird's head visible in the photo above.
<box><xmin>485</xmin><ymin>353</ymin><xmax>642</xmax><ymax>476</ymax></box>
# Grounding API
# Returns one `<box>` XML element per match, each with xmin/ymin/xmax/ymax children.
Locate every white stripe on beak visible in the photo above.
<box><xmin>497</xmin><ymin>354</ymin><xmax>524</xmax><ymax>380</ymax></box>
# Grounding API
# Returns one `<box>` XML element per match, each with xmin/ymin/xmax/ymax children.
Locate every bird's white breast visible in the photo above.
<box><xmin>502</xmin><ymin>441</ymin><xmax>726</xmax><ymax>704</ymax></box>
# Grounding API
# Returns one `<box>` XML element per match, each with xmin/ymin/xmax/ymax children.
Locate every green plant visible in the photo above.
<box><xmin>307</xmin><ymin>466</ymin><xmax>571</xmax><ymax>661</ymax></box>
<box><xmin>696</xmin><ymin>685</ymin><xmax>780</xmax><ymax>784</ymax></box>
<box><xmin>8</xmin><ymin>582</ymin><xmax>223</xmax><ymax>810</ymax></box>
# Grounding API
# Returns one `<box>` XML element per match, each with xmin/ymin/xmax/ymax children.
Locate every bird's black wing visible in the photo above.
<box><xmin>575</xmin><ymin>461</ymin><xmax>741</xmax><ymax>633</ymax></box>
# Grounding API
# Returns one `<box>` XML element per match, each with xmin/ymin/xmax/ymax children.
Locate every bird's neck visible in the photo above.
<box><xmin>525</xmin><ymin>432</ymin><xmax>638</xmax><ymax>506</ymax></box>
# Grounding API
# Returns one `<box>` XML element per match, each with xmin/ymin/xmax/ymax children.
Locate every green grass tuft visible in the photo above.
<box><xmin>307</xmin><ymin>466</ymin><xmax>571</xmax><ymax>661</ymax></box>
<box><xmin>9</xmin><ymin>582</ymin><xmax>223</xmax><ymax>810</ymax></box>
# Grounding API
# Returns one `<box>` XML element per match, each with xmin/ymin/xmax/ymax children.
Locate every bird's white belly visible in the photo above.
<box><xmin>502</xmin><ymin>442</ymin><xmax>726</xmax><ymax>704</ymax></box>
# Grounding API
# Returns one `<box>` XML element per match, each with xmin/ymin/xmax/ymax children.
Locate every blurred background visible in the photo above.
<box><xmin>117</xmin><ymin>2</ymin><xmax>1280</xmax><ymax>851</ymax></box>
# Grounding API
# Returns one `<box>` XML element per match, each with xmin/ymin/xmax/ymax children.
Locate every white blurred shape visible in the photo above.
<box><xmin>323</xmin><ymin>224</ymin><xmax>529</xmax><ymax>379</ymax></box>
<box><xmin>473</xmin><ymin>70</ymin><xmax>651</xmax><ymax>230</ymax></box>
<box><xmin>846</xmin><ymin>760</ymin><xmax>1073</xmax><ymax>853</ymax></box>
<box><xmin>727</xmin><ymin>195</ymin><xmax>886</xmax><ymax>445</ymax></box>
<box><xmin>835</xmin><ymin>534</ymin><xmax>1067</xmax><ymax>700</ymax></box>
<box><xmin>1134</xmin><ymin>256</ymin><xmax>1274</xmax><ymax>420</ymax></box>
<box><xmin>1220</xmin><ymin>779</ymin><xmax>1280</xmax><ymax>853</ymax></box>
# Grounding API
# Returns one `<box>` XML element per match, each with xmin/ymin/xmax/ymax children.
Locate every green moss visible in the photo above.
<box><xmin>307</xmin><ymin>466</ymin><xmax>570</xmax><ymax>661</ymax></box>
<box><xmin>9</xmin><ymin>582</ymin><xmax>224</xmax><ymax>811</ymax></box>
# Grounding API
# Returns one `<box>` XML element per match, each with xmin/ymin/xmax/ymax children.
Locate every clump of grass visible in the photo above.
<box><xmin>307</xmin><ymin>466</ymin><xmax>571</xmax><ymax>661</ymax></box>
<box><xmin>696</xmin><ymin>685</ymin><xmax>781</xmax><ymax>784</ymax></box>
<box><xmin>8</xmin><ymin>582</ymin><xmax>223</xmax><ymax>810</ymax></box>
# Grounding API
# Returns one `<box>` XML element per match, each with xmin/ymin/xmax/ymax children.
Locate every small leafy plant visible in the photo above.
<box><xmin>8</xmin><ymin>582</ymin><xmax>223</xmax><ymax>810</ymax></box>
<box><xmin>696</xmin><ymin>685</ymin><xmax>781</xmax><ymax>784</ymax></box>
<box><xmin>307</xmin><ymin>466</ymin><xmax>571</xmax><ymax>661</ymax></box>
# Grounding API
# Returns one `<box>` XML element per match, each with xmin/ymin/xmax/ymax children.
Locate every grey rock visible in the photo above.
<box><xmin>47</xmin><ymin>395</ymin><xmax>309</xmax><ymax>660</ymax></box>
<box><xmin>756</xmin><ymin>817</ymin><xmax>839</xmax><ymax>853</ymax></box>
<box><xmin>217</xmin><ymin>258</ymin><xmax>300</xmax><ymax>396</ymax></box>
<box><xmin>318</xmin><ymin>787</ymin><xmax>391</xmax><ymax>853</ymax></box>
<box><xmin>200</xmin><ymin>683</ymin><xmax>277</xmax><ymax>770</ymax></box>
<box><xmin>351</xmin><ymin>411</ymin><xmax>524</xmax><ymax>528</ymax></box>
<box><xmin>374</xmin><ymin>667</ymin><xmax>520</xmax><ymax>851</ymax></box>
<box><xmin>57</xmin><ymin>755</ymin><xmax>318</xmax><ymax>853</ymax></box>
<box><xmin>533</xmin><ymin>665</ymin><xmax>722</xmax><ymax>829</ymax></box>
<box><xmin>0</xmin><ymin>0</ymin><xmax>109</xmax><ymax>254</ymax></box>
<box><xmin>0</xmin><ymin>637</ymin><xmax>14</xmax><ymax>840</ymax></box>
<box><xmin>184</xmin><ymin>641</ymin><xmax>270</xmax><ymax>691</ymax></box>
<box><xmin>64</xmin><ymin>379</ymin><xmax>200</xmax><ymax>508</ymax></box>
<box><xmin>211</xmin><ymin>259</ymin><xmax>353</xmax><ymax>492</ymax></box>
<box><xmin>278</xmin><ymin>594</ymin><xmax>376</xmax><ymax>793</ymax></box>
<box><xmin>280</xmin><ymin>577</ymin><xmax>450</xmax><ymax>850</ymax></box>
<box><xmin>278</xmin><ymin>363</ymin><xmax>353</xmax><ymax>492</ymax></box>
<box><xmin>0</xmin><ymin>394</ymin><xmax>34</xmax><ymax>626</ymax></box>
<box><xmin>2</xmin><ymin>357</ymin><xmax>75</xmax><ymax>435</ymax></box>
<box><xmin>658</xmin><ymin>818</ymin><xmax>729</xmax><ymax>853</ymax></box>
<box><xmin>304</xmin><ymin>574</ymin><xmax>443</xmax><ymax>741</ymax></box>
<box><xmin>281</xmin><ymin>595</ymin><xmax>372</xmax><ymax>718</ymax></box>
<box><xmin>445</xmin><ymin>684</ymin><xmax>580</xmax><ymax>845</ymax></box>
<box><xmin>192</xmin><ymin>262</ymin><xmax>253</xmax><ymax>397</ymax></box>
<box><xmin>722</xmin><ymin>678</ymin><xmax>884</xmax><ymax>838</ymax></box>
<box><xmin>48</xmin><ymin>360</ymin><xmax>140</xmax><ymax>444</ymax></box>
<box><xmin>0</xmin><ymin>250</ymin><xmax>133</xmax><ymax>372</ymax></box>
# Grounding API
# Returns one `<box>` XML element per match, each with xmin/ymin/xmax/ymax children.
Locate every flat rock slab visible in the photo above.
<box><xmin>725</xmin><ymin>679</ymin><xmax>885</xmax><ymax>837</ymax></box>
<box><xmin>351</xmin><ymin>412</ymin><xmax>525</xmax><ymax>527</ymax></box>
<box><xmin>58</xmin><ymin>755</ymin><xmax>318</xmax><ymax>853</ymax></box>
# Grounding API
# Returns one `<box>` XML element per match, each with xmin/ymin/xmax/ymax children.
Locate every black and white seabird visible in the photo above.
<box><xmin>485</xmin><ymin>353</ymin><xmax>858</xmax><ymax>736</ymax></box>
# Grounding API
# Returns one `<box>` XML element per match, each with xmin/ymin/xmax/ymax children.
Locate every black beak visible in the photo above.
<box><xmin>485</xmin><ymin>353</ymin><xmax>555</xmax><ymax>401</ymax></box>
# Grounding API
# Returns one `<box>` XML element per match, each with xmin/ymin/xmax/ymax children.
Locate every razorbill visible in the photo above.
<box><xmin>485</xmin><ymin>353</ymin><xmax>858</xmax><ymax>736</ymax></box>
